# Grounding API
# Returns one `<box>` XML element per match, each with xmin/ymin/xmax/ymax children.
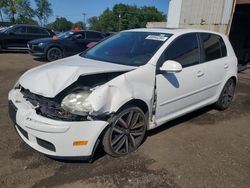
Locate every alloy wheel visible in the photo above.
<box><xmin>109</xmin><ymin>108</ymin><xmax>146</xmax><ymax>155</ymax></box>
<box><xmin>47</xmin><ymin>48</ymin><xmax>62</xmax><ymax>61</ymax></box>
<box><xmin>221</xmin><ymin>79</ymin><xmax>235</xmax><ymax>108</ymax></box>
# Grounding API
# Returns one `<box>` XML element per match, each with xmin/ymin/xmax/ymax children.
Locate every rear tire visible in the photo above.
<box><xmin>102</xmin><ymin>106</ymin><xmax>147</xmax><ymax>157</ymax></box>
<box><xmin>215</xmin><ymin>78</ymin><xmax>236</xmax><ymax>110</ymax></box>
<box><xmin>46</xmin><ymin>47</ymin><xmax>63</xmax><ymax>62</ymax></box>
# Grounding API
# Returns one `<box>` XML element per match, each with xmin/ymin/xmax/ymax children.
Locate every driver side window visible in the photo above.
<box><xmin>158</xmin><ymin>33</ymin><xmax>199</xmax><ymax>68</ymax></box>
<box><xmin>72</xmin><ymin>33</ymin><xmax>85</xmax><ymax>40</ymax></box>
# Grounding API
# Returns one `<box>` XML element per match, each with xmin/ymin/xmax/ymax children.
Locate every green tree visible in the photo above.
<box><xmin>88</xmin><ymin>4</ymin><xmax>165</xmax><ymax>32</ymax></box>
<box><xmin>15</xmin><ymin>17</ymin><xmax>38</xmax><ymax>25</ymax></box>
<box><xmin>140</xmin><ymin>6</ymin><xmax>166</xmax><ymax>26</ymax></box>
<box><xmin>0</xmin><ymin>0</ymin><xmax>35</xmax><ymax>24</ymax></box>
<box><xmin>2</xmin><ymin>0</ymin><xmax>20</xmax><ymax>23</ymax></box>
<box><xmin>72</xmin><ymin>21</ymin><xmax>86</xmax><ymax>30</ymax></box>
<box><xmin>16</xmin><ymin>0</ymin><xmax>35</xmax><ymax>22</ymax></box>
<box><xmin>0</xmin><ymin>0</ymin><xmax>7</xmax><ymax>22</ymax></box>
<box><xmin>89</xmin><ymin>8</ymin><xmax>116</xmax><ymax>32</ymax></box>
<box><xmin>47</xmin><ymin>17</ymin><xmax>72</xmax><ymax>32</ymax></box>
<box><xmin>35</xmin><ymin>0</ymin><xmax>53</xmax><ymax>26</ymax></box>
<box><xmin>88</xmin><ymin>16</ymin><xmax>101</xmax><ymax>31</ymax></box>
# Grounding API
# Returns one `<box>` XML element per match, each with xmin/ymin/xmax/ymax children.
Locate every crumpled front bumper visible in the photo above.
<box><xmin>8</xmin><ymin>88</ymin><xmax>109</xmax><ymax>158</ymax></box>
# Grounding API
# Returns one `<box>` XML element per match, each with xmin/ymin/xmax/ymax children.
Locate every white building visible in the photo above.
<box><xmin>167</xmin><ymin>0</ymin><xmax>250</xmax><ymax>65</ymax></box>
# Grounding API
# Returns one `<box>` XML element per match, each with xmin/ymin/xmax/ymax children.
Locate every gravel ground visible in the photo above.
<box><xmin>0</xmin><ymin>52</ymin><xmax>250</xmax><ymax>188</ymax></box>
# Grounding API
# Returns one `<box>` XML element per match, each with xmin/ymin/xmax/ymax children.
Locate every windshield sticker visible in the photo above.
<box><xmin>146</xmin><ymin>35</ymin><xmax>168</xmax><ymax>41</ymax></box>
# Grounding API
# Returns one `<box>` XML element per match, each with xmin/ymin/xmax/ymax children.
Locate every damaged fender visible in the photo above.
<box><xmin>87</xmin><ymin>63</ymin><xmax>156</xmax><ymax>127</ymax></box>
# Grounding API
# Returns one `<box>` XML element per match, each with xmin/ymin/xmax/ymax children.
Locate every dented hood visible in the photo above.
<box><xmin>19</xmin><ymin>55</ymin><xmax>136</xmax><ymax>98</ymax></box>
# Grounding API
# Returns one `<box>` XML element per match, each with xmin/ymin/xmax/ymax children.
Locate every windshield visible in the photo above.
<box><xmin>58</xmin><ymin>31</ymin><xmax>74</xmax><ymax>39</ymax></box>
<box><xmin>81</xmin><ymin>31</ymin><xmax>171</xmax><ymax>66</ymax></box>
<box><xmin>0</xmin><ymin>25</ymin><xmax>14</xmax><ymax>33</ymax></box>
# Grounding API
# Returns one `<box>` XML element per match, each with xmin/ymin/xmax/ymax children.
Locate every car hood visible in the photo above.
<box><xmin>19</xmin><ymin>55</ymin><xmax>136</xmax><ymax>98</ymax></box>
<box><xmin>29</xmin><ymin>37</ymin><xmax>54</xmax><ymax>44</ymax></box>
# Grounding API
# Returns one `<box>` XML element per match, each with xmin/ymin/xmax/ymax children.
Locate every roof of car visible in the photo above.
<box><xmin>11</xmin><ymin>24</ymin><xmax>51</xmax><ymax>30</ymax></box>
<box><xmin>13</xmin><ymin>24</ymin><xmax>41</xmax><ymax>27</ymax></box>
<box><xmin>125</xmin><ymin>28</ymin><xmax>224</xmax><ymax>36</ymax></box>
<box><xmin>70</xmin><ymin>30</ymin><xmax>102</xmax><ymax>33</ymax></box>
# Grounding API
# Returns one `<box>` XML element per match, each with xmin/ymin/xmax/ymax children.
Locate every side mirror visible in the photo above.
<box><xmin>160</xmin><ymin>60</ymin><xmax>182</xmax><ymax>73</ymax></box>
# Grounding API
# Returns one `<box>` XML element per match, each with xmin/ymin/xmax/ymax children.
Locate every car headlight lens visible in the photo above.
<box><xmin>61</xmin><ymin>91</ymin><xmax>92</xmax><ymax>116</ymax></box>
<box><xmin>38</xmin><ymin>42</ymin><xmax>44</xmax><ymax>47</ymax></box>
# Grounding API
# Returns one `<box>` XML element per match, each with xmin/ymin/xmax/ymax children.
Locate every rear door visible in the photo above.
<box><xmin>155</xmin><ymin>33</ymin><xmax>209</xmax><ymax>124</ymax></box>
<box><xmin>199</xmin><ymin>33</ymin><xmax>228</xmax><ymax>97</ymax></box>
<box><xmin>26</xmin><ymin>26</ymin><xmax>50</xmax><ymax>41</ymax></box>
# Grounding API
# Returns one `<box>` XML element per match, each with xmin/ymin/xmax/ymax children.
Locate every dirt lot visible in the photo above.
<box><xmin>0</xmin><ymin>52</ymin><xmax>250</xmax><ymax>188</ymax></box>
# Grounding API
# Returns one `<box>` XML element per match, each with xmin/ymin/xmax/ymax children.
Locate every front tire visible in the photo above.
<box><xmin>215</xmin><ymin>78</ymin><xmax>236</xmax><ymax>110</ymax></box>
<box><xmin>102</xmin><ymin>106</ymin><xmax>147</xmax><ymax>157</ymax></box>
<box><xmin>46</xmin><ymin>47</ymin><xmax>63</xmax><ymax>62</ymax></box>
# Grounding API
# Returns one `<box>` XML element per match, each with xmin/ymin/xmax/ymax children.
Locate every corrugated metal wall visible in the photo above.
<box><xmin>178</xmin><ymin>0</ymin><xmax>234</xmax><ymax>34</ymax></box>
<box><xmin>180</xmin><ymin>0</ymin><xmax>234</xmax><ymax>25</ymax></box>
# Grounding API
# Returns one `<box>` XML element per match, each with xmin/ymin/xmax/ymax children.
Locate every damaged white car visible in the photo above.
<box><xmin>8</xmin><ymin>28</ymin><xmax>237</xmax><ymax>160</ymax></box>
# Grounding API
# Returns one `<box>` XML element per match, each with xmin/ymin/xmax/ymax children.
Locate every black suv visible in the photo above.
<box><xmin>28</xmin><ymin>30</ymin><xmax>106</xmax><ymax>61</ymax></box>
<box><xmin>0</xmin><ymin>24</ymin><xmax>54</xmax><ymax>51</ymax></box>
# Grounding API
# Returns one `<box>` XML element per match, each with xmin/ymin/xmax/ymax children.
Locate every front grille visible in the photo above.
<box><xmin>36</xmin><ymin>137</ymin><xmax>56</xmax><ymax>152</ymax></box>
<box><xmin>20</xmin><ymin>87</ymin><xmax>86</xmax><ymax>121</ymax></box>
<box><xmin>8</xmin><ymin>100</ymin><xmax>17</xmax><ymax>124</ymax></box>
<box><xmin>16</xmin><ymin>124</ymin><xmax>29</xmax><ymax>140</ymax></box>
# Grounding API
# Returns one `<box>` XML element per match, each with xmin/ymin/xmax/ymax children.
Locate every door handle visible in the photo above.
<box><xmin>197</xmin><ymin>70</ymin><xmax>204</xmax><ymax>77</ymax></box>
<box><xmin>224</xmin><ymin>63</ymin><xmax>229</xmax><ymax>69</ymax></box>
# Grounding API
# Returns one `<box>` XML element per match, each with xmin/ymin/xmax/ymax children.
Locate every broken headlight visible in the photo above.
<box><xmin>61</xmin><ymin>90</ymin><xmax>93</xmax><ymax>116</ymax></box>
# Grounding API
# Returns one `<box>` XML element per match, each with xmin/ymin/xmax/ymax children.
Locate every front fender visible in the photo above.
<box><xmin>87</xmin><ymin>63</ymin><xmax>156</xmax><ymax>117</ymax></box>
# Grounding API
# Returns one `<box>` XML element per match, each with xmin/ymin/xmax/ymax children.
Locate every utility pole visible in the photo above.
<box><xmin>0</xmin><ymin>9</ymin><xmax>3</xmax><ymax>22</ymax></box>
<box><xmin>118</xmin><ymin>13</ymin><xmax>121</xmax><ymax>31</ymax></box>
<box><xmin>82</xmin><ymin>13</ymin><xmax>87</xmax><ymax>25</ymax></box>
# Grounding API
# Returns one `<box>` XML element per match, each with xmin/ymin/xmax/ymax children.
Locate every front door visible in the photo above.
<box><xmin>5</xmin><ymin>26</ymin><xmax>27</xmax><ymax>48</ymax></box>
<box><xmin>65</xmin><ymin>32</ymin><xmax>88</xmax><ymax>55</ymax></box>
<box><xmin>155</xmin><ymin>33</ymin><xmax>209</xmax><ymax>125</ymax></box>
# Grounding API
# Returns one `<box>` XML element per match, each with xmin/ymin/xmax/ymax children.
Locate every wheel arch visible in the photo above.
<box><xmin>215</xmin><ymin>75</ymin><xmax>237</xmax><ymax>102</ymax></box>
<box><xmin>116</xmin><ymin>99</ymin><xmax>149</xmax><ymax>114</ymax></box>
<box><xmin>91</xmin><ymin>98</ymin><xmax>150</xmax><ymax>159</ymax></box>
<box><xmin>230</xmin><ymin>76</ymin><xmax>237</xmax><ymax>84</ymax></box>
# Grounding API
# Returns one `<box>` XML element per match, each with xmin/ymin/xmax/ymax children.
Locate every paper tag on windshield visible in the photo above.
<box><xmin>146</xmin><ymin>35</ymin><xmax>168</xmax><ymax>41</ymax></box>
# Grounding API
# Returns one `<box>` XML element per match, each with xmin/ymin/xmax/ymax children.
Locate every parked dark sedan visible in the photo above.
<box><xmin>0</xmin><ymin>24</ymin><xmax>54</xmax><ymax>51</ymax></box>
<box><xmin>28</xmin><ymin>30</ymin><xmax>106</xmax><ymax>61</ymax></box>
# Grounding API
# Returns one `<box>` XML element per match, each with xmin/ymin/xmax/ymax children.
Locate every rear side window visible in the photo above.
<box><xmin>28</xmin><ymin>27</ymin><xmax>41</xmax><ymax>35</ymax></box>
<box><xmin>86</xmin><ymin>32</ymin><xmax>103</xmax><ymax>39</ymax></box>
<box><xmin>38</xmin><ymin>28</ymin><xmax>49</xmax><ymax>35</ymax></box>
<box><xmin>200</xmin><ymin>33</ymin><xmax>227</xmax><ymax>62</ymax></box>
<box><xmin>158</xmin><ymin>33</ymin><xmax>199</xmax><ymax>68</ymax></box>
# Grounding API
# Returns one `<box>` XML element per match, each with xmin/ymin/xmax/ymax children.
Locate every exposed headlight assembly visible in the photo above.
<box><xmin>61</xmin><ymin>90</ymin><xmax>93</xmax><ymax>116</ymax></box>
